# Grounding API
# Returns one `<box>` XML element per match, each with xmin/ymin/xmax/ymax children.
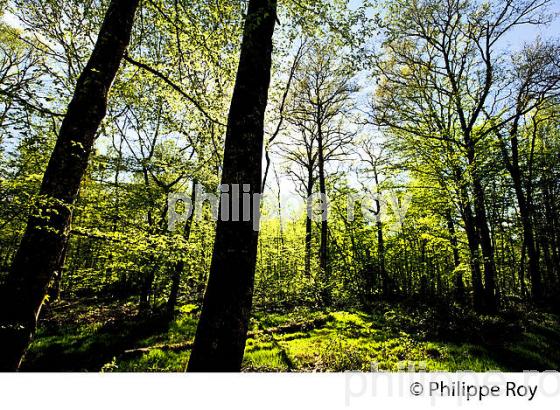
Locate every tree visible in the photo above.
<box><xmin>167</xmin><ymin>178</ymin><xmax>197</xmax><ymax>317</ymax></box>
<box><xmin>0</xmin><ymin>0</ymin><xmax>140</xmax><ymax>371</ymax></box>
<box><xmin>492</xmin><ymin>40</ymin><xmax>560</xmax><ymax>302</ymax></box>
<box><xmin>359</xmin><ymin>141</ymin><xmax>391</xmax><ymax>299</ymax></box>
<box><xmin>279</xmin><ymin>40</ymin><xmax>356</xmax><ymax>303</ymax></box>
<box><xmin>187</xmin><ymin>0</ymin><xmax>277</xmax><ymax>372</ymax></box>
<box><xmin>371</xmin><ymin>0</ymin><xmax>554</xmax><ymax>312</ymax></box>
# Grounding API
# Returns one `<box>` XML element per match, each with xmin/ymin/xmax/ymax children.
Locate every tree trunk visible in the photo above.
<box><xmin>472</xmin><ymin>174</ymin><xmax>498</xmax><ymax>312</ymax></box>
<box><xmin>0</xmin><ymin>0</ymin><xmax>140</xmax><ymax>371</ymax></box>
<box><xmin>167</xmin><ymin>179</ymin><xmax>197</xmax><ymax>317</ymax></box>
<box><xmin>505</xmin><ymin>130</ymin><xmax>542</xmax><ymax>302</ymax></box>
<box><xmin>304</xmin><ymin>173</ymin><xmax>313</xmax><ymax>278</ymax></box>
<box><xmin>139</xmin><ymin>266</ymin><xmax>157</xmax><ymax>312</ymax></box>
<box><xmin>466</xmin><ymin>140</ymin><xmax>498</xmax><ymax>312</ymax></box>
<box><xmin>453</xmin><ymin>165</ymin><xmax>484</xmax><ymax>310</ymax></box>
<box><xmin>187</xmin><ymin>0</ymin><xmax>276</xmax><ymax>372</ymax></box>
<box><xmin>446</xmin><ymin>210</ymin><xmax>464</xmax><ymax>303</ymax></box>
<box><xmin>542</xmin><ymin>176</ymin><xmax>560</xmax><ymax>283</ymax></box>
<box><xmin>317</xmin><ymin>104</ymin><xmax>330</xmax><ymax>305</ymax></box>
<box><xmin>540</xmin><ymin>178</ymin><xmax>560</xmax><ymax>282</ymax></box>
<box><xmin>513</xmin><ymin>176</ymin><xmax>541</xmax><ymax>302</ymax></box>
<box><xmin>461</xmin><ymin>202</ymin><xmax>485</xmax><ymax>311</ymax></box>
<box><xmin>376</xmin><ymin>206</ymin><xmax>388</xmax><ymax>299</ymax></box>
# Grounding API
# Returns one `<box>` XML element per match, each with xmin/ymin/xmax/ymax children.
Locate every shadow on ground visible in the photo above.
<box><xmin>21</xmin><ymin>298</ymin><xmax>171</xmax><ymax>371</ymax></box>
<box><xmin>21</xmin><ymin>298</ymin><xmax>560</xmax><ymax>372</ymax></box>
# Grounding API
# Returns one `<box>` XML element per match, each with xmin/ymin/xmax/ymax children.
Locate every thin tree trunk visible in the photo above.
<box><xmin>0</xmin><ymin>0</ymin><xmax>140</xmax><ymax>371</ymax></box>
<box><xmin>139</xmin><ymin>266</ymin><xmax>157</xmax><ymax>312</ymax></box>
<box><xmin>167</xmin><ymin>179</ymin><xmax>197</xmax><ymax>317</ymax></box>
<box><xmin>304</xmin><ymin>174</ymin><xmax>313</xmax><ymax>278</ymax></box>
<box><xmin>472</xmin><ymin>176</ymin><xmax>498</xmax><ymax>312</ymax></box>
<box><xmin>500</xmin><ymin>118</ymin><xmax>542</xmax><ymax>302</ymax></box>
<box><xmin>461</xmin><ymin>201</ymin><xmax>485</xmax><ymax>311</ymax></box>
<box><xmin>317</xmin><ymin>104</ymin><xmax>330</xmax><ymax>305</ymax></box>
<box><xmin>446</xmin><ymin>210</ymin><xmax>464</xmax><ymax>303</ymax></box>
<box><xmin>139</xmin><ymin>208</ymin><xmax>157</xmax><ymax>313</ymax></box>
<box><xmin>542</xmin><ymin>176</ymin><xmax>560</xmax><ymax>282</ymax></box>
<box><xmin>376</xmin><ymin>208</ymin><xmax>388</xmax><ymax>299</ymax></box>
<box><xmin>501</xmin><ymin>124</ymin><xmax>542</xmax><ymax>302</ymax></box>
<box><xmin>467</xmin><ymin>141</ymin><xmax>498</xmax><ymax>312</ymax></box>
<box><xmin>187</xmin><ymin>0</ymin><xmax>276</xmax><ymax>372</ymax></box>
<box><xmin>513</xmin><ymin>177</ymin><xmax>541</xmax><ymax>301</ymax></box>
<box><xmin>453</xmin><ymin>164</ymin><xmax>484</xmax><ymax>310</ymax></box>
<box><xmin>371</xmin><ymin>170</ymin><xmax>388</xmax><ymax>299</ymax></box>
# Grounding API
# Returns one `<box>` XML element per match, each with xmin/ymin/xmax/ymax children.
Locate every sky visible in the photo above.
<box><xmin>500</xmin><ymin>0</ymin><xmax>560</xmax><ymax>49</ymax></box>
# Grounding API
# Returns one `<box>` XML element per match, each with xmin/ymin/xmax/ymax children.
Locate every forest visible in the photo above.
<box><xmin>0</xmin><ymin>0</ymin><xmax>559</xmax><ymax>372</ymax></box>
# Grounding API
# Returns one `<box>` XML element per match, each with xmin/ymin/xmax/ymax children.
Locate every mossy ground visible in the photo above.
<box><xmin>22</xmin><ymin>298</ymin><xmax>560</xmax><ymax>372</ymax></box>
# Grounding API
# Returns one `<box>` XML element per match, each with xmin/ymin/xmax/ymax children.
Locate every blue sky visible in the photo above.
<box><xmin>502</xmin><ymin>0</ymin><xmax>560</xmax><ymax>49</ymax></box>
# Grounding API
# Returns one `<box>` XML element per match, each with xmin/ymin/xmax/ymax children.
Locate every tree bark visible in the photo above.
<box><xmin>0</xmin><ymin>0</ymin><xmax>140</xmax><ymax>371</ymax></box>
<box><xmin>187</xmin><ymin>0</ymin><xmax>276</xmax><ymax>372</ymax></box>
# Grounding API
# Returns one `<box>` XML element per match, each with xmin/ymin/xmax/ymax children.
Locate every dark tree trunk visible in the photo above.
<box><xmin>446</xmin><ymin>210</ymin><xmax>464</xmax><ymax>303</ymax></box>
<box><xmin>518</xmin><ymin>241</ymin><xmax>527</xmax><ymax>297</ymax></box>
<box><xmin>167</xmin><ymin>261</ymin><xmax>185</xmax><ymax>316</ymax></box>
<box><xmin>503</xmin><ymin>129</ymin><xmax>542</xmax><ymax>302</ymax></box>
<box><xmin>371</xmin><ymin>173</ymin><xmax>387</xmax><ymax>299</ymax></box>
<box><xmin>317</xmin><ymin>105</ymin><xmax>330</xmax><ymax>305</ymax></box>
<box><xmin>139</xmin><ymin>266</ymin><xmax>157</xmax><ymax>312</ymax></box>
<box><xmin>446</xmin><ymin>212</ymin><xmax>461</xmax><ymax>268</ymax></box>
<box><xmin>376</xmin><ymin>207</ymin><xmax>388</xmax><ymax>299</ymax></box>
<box><xmin>0</xmin><ymin>0</ymin><xmax>140</xmax><ymax>371</ymax></box>
<box><xmin>542</xmin><ymin>179</ymin><xmax>560</xmax><ymax>283</ymax></box>
<box><xmin>512</xmin><ymin>176</ymin><xmax>541</xmax><ymax>302</ymax></box>
<box><xmin>461</xmin><ymin>201</ymin><xmax>485</xmax><ymax>311</ymax></box>
<box><xmin>167</xmin><ymin>179</ymin><xmax>197</xmax><ymax>317</ymax></box>
<box><xmin>139</xmin><ymin>189</ymin><xmax>170</xmax><ymax>312</ymax></box>
<box><xmin>187</xmin><ymin>0</ymin><xmax>276</xmax><ymax>372</ymax></box>
<box><xmin>453</xmin><ymin>165</ymin><xmax>484</xmax><ymax>310</ymax></box>
<box><xmin>304</xmin><ymin>173</ymin><xmax>313</xmax><ymax>278</ymax></box>
<box><xmin>472</xmin><ymin>175</ymin><xmax>498</xmax><ymax>312</ymax></box>
<box><xmin>466</xmin><ymin>141</ymin><xmax>498</xmax><ymax>312</ymax></box>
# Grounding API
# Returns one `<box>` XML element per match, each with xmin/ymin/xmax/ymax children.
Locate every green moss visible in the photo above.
<box><xmin>243</xmin><ymin>348</ymin><xmax>290</xmax><ymax>372</ymax></box>
<box><xmin>24</xmin><ymin>300</ymin><xmax>560</xmax><ymax>372</ymax></box>
<box><xmin>240</xmin><ymin>310</ymin><xmax>512</xmax><ymax>372</ymax></box>
<box><xmin>115</xmin><ymin>349</ymin><xmax>191</xmax><ymax>372</ymax></box>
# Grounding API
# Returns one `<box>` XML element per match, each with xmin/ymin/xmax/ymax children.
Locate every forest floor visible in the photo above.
<box><xmin>21</xmin><ymin>297</ymin><xmax>560</xmax><ymax>372</ymax></box>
